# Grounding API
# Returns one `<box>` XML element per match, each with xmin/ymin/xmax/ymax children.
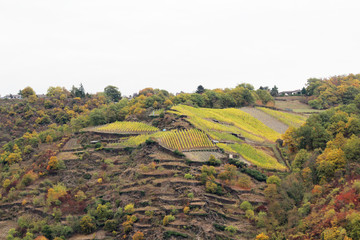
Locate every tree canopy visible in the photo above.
<box><xmin>104</xmin><ymin>85</ymin><xmax>122</xmax><ymax>102</ymax></box>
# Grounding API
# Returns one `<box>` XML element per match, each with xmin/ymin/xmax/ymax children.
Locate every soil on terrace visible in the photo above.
<box><xmin>240</xmin><ymin>107</ymin><xmax>288</xmax><ymax>134</ymax></box>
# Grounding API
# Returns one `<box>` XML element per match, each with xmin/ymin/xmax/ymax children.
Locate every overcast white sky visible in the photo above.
<box><xmin>1</xmin><ymin>1</ymin><xmax>359</xmax><ymax>96</ymax></box>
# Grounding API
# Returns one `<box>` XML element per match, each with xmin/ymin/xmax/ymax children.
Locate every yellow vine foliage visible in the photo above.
<box><xmin>159</xmin><ymin>129</ymin><xmax>215</xmax><ymax>151</ymax></box>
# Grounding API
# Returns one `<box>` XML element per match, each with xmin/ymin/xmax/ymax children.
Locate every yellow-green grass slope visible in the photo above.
<box><xmin>82</xmin><ymin>121</ymin><xmax>159</xmax><ymax>134</ymax></box>
<box><xmin>257</xmin><ymin>107</ymin><xmax>307</xmax><ymax>128</ymax></box>
<box><xmin>107</xmin><ymin>131</ymin><xmax>165</xmax><ymax>148</ymax></box>
<box><xmin>170</xmin><ymin>105</ymin><xmax>281</xmax><ymax>142</ymax></box>
<box><xmin>217</xmin><ymin>143</ymin><xmax>286</xmax><ymax>171</ymax></box>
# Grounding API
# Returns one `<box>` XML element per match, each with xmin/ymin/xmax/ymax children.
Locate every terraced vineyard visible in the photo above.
<box><xmin>158</xmin><ymin>129</ymin><xmax>216</xmax><ymax>151</ymax></box>
<box><xmin>170</xmin><ymin>105</ymin><xmax>280</xmax><ymax>142</ymax></box>
<box><xmin>81</xmin><ymin>121</ymin><xmax>159</xmax><ymax>134</ymax></box>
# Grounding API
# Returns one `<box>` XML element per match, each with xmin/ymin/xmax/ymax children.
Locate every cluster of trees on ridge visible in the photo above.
<box><xmin>305</xmin><ymin>74</ymin><xmax>360</xmax><ymax>109</ymax></box>
<box><xmin>0</xmin><ymin>83</ymin><xmax>278</xmax><ymax>144</ymax></box>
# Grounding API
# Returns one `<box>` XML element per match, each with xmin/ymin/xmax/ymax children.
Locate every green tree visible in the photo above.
<box><xmin>292</xmin><ymin>149</ymin><xmax>309</xmax><ymax>170</ymax></box>
<box><xmin>196</xmin><ymin>85</ymin><xmax>205</xmax><ymax>94</ymax></box>
<box><xmin>104</xmin><ymin>85</ymin><xmax>122</xmax><ymax>102</ymax></box>
<box><xmin>256</xmin><ymin>89</ymin><xmax>273</xmax><ymax>104</ymax></box>
<box><xmin>89</xmin><ymin>109</ymin><xmax>106</xmax><ymax>126</ymax></box>
<box><xmin>266</xmin><ymin>175</ymin><xmax>281</xmax><ymax>186</ymax></box>
<box><xmin>208</xmin><ymin>154</ymin><xmax>221</xmax><ymax>166</ymax></box>
<box><xmin>306</xmin><ymin>78</ymin><xmax>322</xmax><ymax>96</ymax></box>
<box><xmin>95</xmin><ymin>203</ymin><xmax>113</xmax><ymax>222</ymax></box>
<box><xmin>344</xmin><ymin>135</ymin><xmax>360</xmax><ymax>162</ymax></box>
<box><xmin>71</xmin><ymin>84</ymin><xmax>86</xmax><ymax>98</ymax></box>
<box><xmin>270</xmin><ymin>85</ymin><xmax>279</xmax><ymax>97</ymax></box>
<box><xmin>301</xmin><ymin>87</ymin><xmax>307</xmax><ymax>95</ymax></box>
<box><xmin>346</xmin><ymin>212</ymin><xmax>360</xmax><ymax>239</ymax></box>
<box><xmin>241</xmin><ymin>88</ymin><xmax>255</xmax><ymax>106</ymax></box>
<box><xmin>80</xmin><ymin>215</ymin><xmax>96</xmax><ymax>234</ymax></box>
<box><xmin>237</xmin><ymin>83</ymin><xmax>254</xmax><ymax>90</ymax></box>
<box><xmin>240</xmin><ymin>201</ymin><xmax>253</xmax><ymax>211</ymax></box>
<box><xmin>354</xmin><ymin>93</ymin><xmax>360</xmax><ymax>109</ymax></box>
<box><xmin>190</xmin><ymin>93</ymin><xmax>205</xmax><ymax>107</ymax></box>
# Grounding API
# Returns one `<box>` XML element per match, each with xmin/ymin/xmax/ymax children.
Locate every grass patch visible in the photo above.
<box><xmin>220</xmin><ymin>143</ymin><xmax>286</xmax><ymax>171</ymax></box>
<box><xmin>82</xmin><ymin>121</ymin><xmax>159</xmax><ymax>134</ymax></box>
<box><xmin>208</xmin><ymin>131</ymin><xmax>243</xmax><ymax>142</ymax></box>
<box><xmin>107</xmin><ymin>132</ymin><xmax>165</xmax><ymax>148</ymax></box>
<box><xmin>217</xmin><ymin>143</ymin><xmax>237</xmax><ymax>154</ymax></box>
<box><xmin>292</xmin><ymin>109</ymin><xmax>324</xmax><ymax>113</ymax></box>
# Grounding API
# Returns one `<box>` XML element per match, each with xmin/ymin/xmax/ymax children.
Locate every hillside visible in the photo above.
<box><xmin>0</xmin><ymin>110</ymin><xmax>274</xmax><ymax>240</ymax></box>
<box><xmin>2</xmin><ymin>76</ymin><xmax>360</xmax><ymax>240</ymax></box>
<box><xmin>0</xmin><ymin>102</ymin><xmax>291</xmax><ymax>240</ymax></box>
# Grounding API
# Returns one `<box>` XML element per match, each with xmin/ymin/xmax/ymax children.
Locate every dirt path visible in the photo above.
<box><xmin>241</xmin><ymin>107</ymin><xmax>289</xmax><ymax>134</ymax></box>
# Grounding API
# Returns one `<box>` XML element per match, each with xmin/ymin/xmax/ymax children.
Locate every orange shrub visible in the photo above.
<box><xmin>132</xmin><ymin>231</ymin><xmax>144</xmax><ymax>240</ymax></box>
<box><xmin>312</xmin><ymin>185</ymin><xmax>323</xmax><ymax>197</ymax></box>
<box><xmin>35</xmin><ymin>237</ymin><xmax>49</xmax><ymax>240</ymax></box>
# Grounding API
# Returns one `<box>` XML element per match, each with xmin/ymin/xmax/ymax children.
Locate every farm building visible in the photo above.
<box><xmin>279</xmin><ymin>89</ymin><xmax>301</xmax><ymax>96</ymax></box>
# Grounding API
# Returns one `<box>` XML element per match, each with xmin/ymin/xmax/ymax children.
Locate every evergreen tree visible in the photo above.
<box><xmin>196</xmin><ymin>85</ymin><xmax>205</xmax><ymax>94</ymax></box>
<box><xmin>301</xmin><ymin>87</ymin><xmax>307</xmax><ymax>95</ymax></box>
<box><xmin>270</xmin><ymin>85</ymin><xmax>279</xmax><ymax>97</ymax></box>
<box><xmin>104</xmin><ymin>85</ymin><xmax>122</xmax><ymax>102</ymax></box>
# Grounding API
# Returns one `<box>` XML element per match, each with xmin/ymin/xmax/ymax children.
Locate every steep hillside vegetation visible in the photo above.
<box><xmin>0</xmin><ymin>113</ymin><xmax>274</xmax><ymax>239</ymax></box>
<box><xmin>2</xmin><ymin>75</ymin><xmax>360</xmax><ymax>240</ymax></box>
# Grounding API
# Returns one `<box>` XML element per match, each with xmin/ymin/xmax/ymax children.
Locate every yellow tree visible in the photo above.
<box><xmin>164</xmin><ymin>99</ymin><xmax>173</xmax><ymax>109</ymax></box>
<box><xmin>282</xmin><ymin>127</ymin><xmax>298</xmax><ymax>153</ymax></box>
<box><xmin>316</xmin><ymin>148</ymin><xmax>346</xmax><ymax>180</ymax></box>
<box><xmin>20</xmin><ymin>86</ymin><xmax>36</xmax><ymax>98</ymax></box>
<box><xmin>6</xmin><ymin>144</ymin><xmax>22</xmax><ymax>164</ymax></box>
